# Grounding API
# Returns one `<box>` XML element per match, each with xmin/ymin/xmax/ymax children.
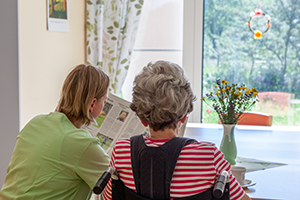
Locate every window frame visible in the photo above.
<box><xmin>183</xmin><ymin>0</ymin><xmax>204</xmax><ymax>123</ymax></box>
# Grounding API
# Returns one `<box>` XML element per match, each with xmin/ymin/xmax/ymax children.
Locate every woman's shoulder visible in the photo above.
<box><xmin>183</xmin><ymin>140</ymin><xmax>217</xmax><ymax>150</ymax></box>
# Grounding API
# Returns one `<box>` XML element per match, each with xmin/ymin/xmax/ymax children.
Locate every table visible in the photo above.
<box><xmin>184</xmin><ymin>124</ymin><xmax>300</xmax><ymax>200</ymax></box>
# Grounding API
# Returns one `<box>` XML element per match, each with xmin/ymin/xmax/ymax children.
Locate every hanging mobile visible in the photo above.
<box><xmin>247</xmin><ymin>8</ymin><xmax>271</xmax><ymax>39</ymax></box>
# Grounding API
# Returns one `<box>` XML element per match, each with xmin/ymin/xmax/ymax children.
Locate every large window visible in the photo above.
<box><xmin>122</xmin><ymin>0</ymin><xmax>183</xmax><ymax>101</ymax></box>
<box><xmin>202</xmin><ymin>0</ymin><xmax>300</xmax><ymax>126</ymax></box>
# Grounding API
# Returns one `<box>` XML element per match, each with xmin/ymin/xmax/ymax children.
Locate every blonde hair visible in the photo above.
<box><xmin>56</xmin><ymin>64</ymin><xmax>109</xmax><ymax>126</ymax></box>
<box><xmin>130</xmin><ymin>60</ymin><xmax>196</xmax><ymax>131</ymax></box>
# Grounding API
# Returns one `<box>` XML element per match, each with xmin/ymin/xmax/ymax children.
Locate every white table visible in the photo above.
<box><xmin>184</xmin><ymin>124</ymin><xmax>300</xmax><ymax>200</ymax></box>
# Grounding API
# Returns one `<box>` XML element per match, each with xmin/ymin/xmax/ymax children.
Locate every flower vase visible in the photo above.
<box><xmin>220</xmin><ymin>124</ymin><xmax>237</xmax><ymax>165</ymax></box>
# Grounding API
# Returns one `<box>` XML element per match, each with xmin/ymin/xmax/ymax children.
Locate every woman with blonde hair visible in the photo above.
<box><xmin>0</xmin><ymin>64</ymin><xmax>110</xmax><ymax>199</ymax></box>
<box><xmin>102</xmin><ymin>60</ymin><xmax>251</xmax><ymax>200</ymax></box>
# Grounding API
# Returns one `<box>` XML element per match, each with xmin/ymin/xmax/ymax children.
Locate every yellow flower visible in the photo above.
<box><xmin>221</xmin><ymin>80</ymin><xmax>226</xmax><ymax>84</ymax></box>
<box><xmin>216</xmin><ymin>92</ymin><xmax>220</xmax><ymax>95</ymax></box>
<box><xmin>237</xmin><ymin>86</ymin><xmax>242</xmax><ymax>90</ymax></box>
<box><xmin>254</xmin><ymin>30</ymin><xmax>262</xmax><ymax>39</ymax></box>
<box><xmin>253</xmin><ymin>92</ymin><xmax>258</xmax><ymax>97</ymax></box>
<box><xmin>201</xmin><ymin>97</ymin><xmax>205</xmax><ymax>101</ymax></box>
<box><xmin>245</xmin><ymin>90</ymin><xmax>251</xmax><ymax>95</ymax></box>
<box><xmin>251</xmin><ymin>88</ymin><xmax>258</xmax><ymax>92</ymax></box>
<box><xmin>241</xmin><ymin>86</ymin><xmax>247</xmax><ymax>90</ymax></box>
<box><xmin>215</xmin><ymin>86</ymin><xmax>218</xmax><ymax>88</ymax></box>
<box><xmin>225</xmin><ymin>81</ymin><xmax>229</xmax><ymax>84</ymax></box>
<box><xmin>234</xmin><ymin>93</ymin><xmax>238</xmax><ymax>96</ymax></box>
<box><xmin>225</xmin><ymin>95</ymin><xmax>228</xmax><ymax>98</ymax></box>
<box><xmin>222</xmin><ymin>89</ymin><xmax>226</xmax><ymax>92</ymax></box>
<box><xmin>238</xmin><ymin>92</ymin><xmax>243</xmax><ymax>96</ymax></box>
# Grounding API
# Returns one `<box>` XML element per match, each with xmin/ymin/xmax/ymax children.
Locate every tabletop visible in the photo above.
<box><xmin>184</xmin><ymin>123</ymin><xmax>300</xmax><ymax>200</ymax></box>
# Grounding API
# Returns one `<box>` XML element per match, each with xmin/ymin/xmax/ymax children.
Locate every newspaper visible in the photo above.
<box><xmin>82</xmin><ymin>93</ymin><xmax>148</xmax><ymax>155</ymax></box>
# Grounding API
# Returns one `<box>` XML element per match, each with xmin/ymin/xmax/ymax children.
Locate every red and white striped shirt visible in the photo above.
<box><xmin>102</xmin><ymin>136</ymin><xmax>246</xmax><ymax>200</ymax></box>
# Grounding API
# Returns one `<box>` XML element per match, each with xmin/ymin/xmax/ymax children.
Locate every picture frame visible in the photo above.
<box><xmin>47</xmin><ymin>0</ymin><xmax>69</xmax><ymax>32</ymax></box>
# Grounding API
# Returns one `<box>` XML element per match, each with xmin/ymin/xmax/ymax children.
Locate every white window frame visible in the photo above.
<box><xmin>183</xmin><ymin>0</ymin><xmax>204</xmax><ymax>123</ymax></box>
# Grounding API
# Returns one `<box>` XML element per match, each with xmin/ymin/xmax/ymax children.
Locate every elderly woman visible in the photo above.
<box><xmin>102</xmin><ymin>60</ymin><xmax>251</xmax><ymax>200</ymax></box>
<box><xmin>0</xmin><ymin>64</ymin><xmax>110</xmax><ymax>199</ymax></box>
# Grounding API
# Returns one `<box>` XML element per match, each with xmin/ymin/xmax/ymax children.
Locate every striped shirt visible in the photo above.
<box><xmin>102</xmin><ymin>136</ymin><xmax>246</xmax><ymax>200</ymax></box>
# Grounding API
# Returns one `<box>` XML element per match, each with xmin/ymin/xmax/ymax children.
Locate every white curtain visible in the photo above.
<box><xmin>86</xmin><ymin>0</ymin><xmax>144</xmax><ymax>95</ymax></box>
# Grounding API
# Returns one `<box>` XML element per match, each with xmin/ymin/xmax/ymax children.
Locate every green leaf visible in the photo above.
<box><xmin>139</xmin><ymin>0</ymin><xmax>144</xmax><ymax>5</ymax></box>
<box><xmin>130</xmin><ymin>0</ymin><xmax>135</xmax><ymax>2</ymax></box>
<box><xmin>96</xmin><ymin>0</ymin><xmax>100</xmax><ymax>4</ymax></box>
<box><xmin>111</xmin><ymin>36</ymin><xmax>117</xmax><ymax>40</ymax></box>
<box><xmin>91</xmin><ymin>24</ymin><xmax>94</xmax><ymax>30</ymax></box>
<box><xmin>109</xmin><ymin>66</ymin><xmax>112</xmax><ymax>73</ymax></box>
<box><xmin>95</xmin><ymin>10</ymin><xmax>98</xmax><ymax>16</ymax></box>
<box><xmin>87</xmin><ymin>22</ymin><xmax>91</xmax><ymax>31</ymax></box>
<box><xmin>112</xmin><ymin>4</ymin><xmax>114</xmax><ymax>11</ymax></box>
<box><xmin>88</xmin><ymin>47</ymin><xmax>91</xmax><ymax>55</ymax></box>
<box><xmin>111</xmin><ymin>57</ymin><xmax>117</xmax><ymax>61</ymax></box>
<box><xmin>107</xmin><ymin>26</ymin><xmax>114</xmax><ymax>29</ymax></box>
<box><xmin>124</xmin><ymin>65</ymin><xmax>129</xmax><ymax>70</ymax></box>
<box><xmin>87</xmin><ymin>1</ymin><xmax>93</xmax><ymax>5</ymax></box>
<box><xmin>107</xmin><ymin>30</ymin><xmax>114</xmax><ymax>34</ymax></box>
<box><xmin>114</xmin><ymin>21</ymin><xmax>119</xmax><ymax>28</ymax></box>
<box><xmin>100</xmin><ymin>0</ymin><xmax>104</xmax><ymax>5</ymax></box>
<box><xmin>94</xmin><ymin>37</ymin><xmax>98</xmax><ymax>41</ymax></box>
<box><xmin>112</xmin><ymin>68</ymin><xmax>115</xmax><ymax>73</ymax></box>
<box><xmin>116</xmin><ymin>69</ymin><xmax>121</xmax><ymax>75</ymax></box>
<box><xmin>109</xmin><ymin>50</ymin><xmax>114</xmax><ymax>54</ymax></box>
<box><xmin>86</xmin><ymin>41</ymin><xmax>89</xmax><ymax>46</ymax></box>
<box><xmin>137</xmin><ymin>10</ymin><xmax>141</xmax><ymax>16</ymax></box>
<box><xmin>135</xmin><ymin>4</ymin><xmax>142</xmax><ymax>9</ymax></box>
<box><xmin>94</xmin><ymin>18</ymin><xmax>98</xmax><ymax>24</ymax></box>
<box><xmin>121</xmin><ymin>58</ymin><xmax>128</xmax><ymax>64</ymax></box>
<box><xmin>128</xmin><ymin>7</ymin><xmax>131</xmax><ymax>13</ymax></box>
<box><xmin>115</xmin><ymin>77</ymin><xmax>118</xmax><ymax>83</ymax></box>
<box><xmin>129</xmin><ymin>51</ymin><xmax>131</xmax><ymax>55</ymax></box>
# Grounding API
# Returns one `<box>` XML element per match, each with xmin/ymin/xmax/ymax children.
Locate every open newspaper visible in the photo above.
<box><xmin>82</xmin><ymin>93</ymin><xmax>149</xmax><ymax>155</ymax></box>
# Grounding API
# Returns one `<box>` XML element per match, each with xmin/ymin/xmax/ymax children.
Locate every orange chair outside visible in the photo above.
<box><xmin>218</xmin><ymin>111</ymin><xmax>273</xmax><ymax>126</ymax></box>
<box><xmin>238</xmin><ymin>111</ymin><xmax>272</xmax><ymax>126</ymax></box>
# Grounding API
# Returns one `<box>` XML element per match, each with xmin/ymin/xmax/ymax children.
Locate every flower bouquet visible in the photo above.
<box><xmin>201</xmin><ymin>79</ymin><xmax>259</xmax><ymax>165</ymax></box>
<box><xmin>201</xmin><ymin>79</ymin><xmax>259</xmax><ymax>124</ymax></box>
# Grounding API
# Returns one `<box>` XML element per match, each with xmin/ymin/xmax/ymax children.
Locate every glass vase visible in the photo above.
<box><xmin>220</xmin><ymin>124</ymin><xmax>237</xmax><ymax>165</ymax></box>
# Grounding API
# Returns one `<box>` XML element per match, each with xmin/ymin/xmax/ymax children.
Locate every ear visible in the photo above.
<box><xmin>139</xmin><ymin>117</ymin><xmax>149</xmax><ymax>127</ymax></box>
<box><xmin>180</xmin><ymin>113</ymin><xmax>188</xmax><ymax>123</ymax></box>
<box><xmin>89</xmin><ymin>98</ymin><xmax>97</xmax><ymax>112</ymax></box>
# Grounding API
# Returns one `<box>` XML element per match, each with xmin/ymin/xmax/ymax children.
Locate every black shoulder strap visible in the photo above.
<box><xmin>130</xmin><ymin>134</ymin><xmax>197</xmax><ymax>199</ymax></box>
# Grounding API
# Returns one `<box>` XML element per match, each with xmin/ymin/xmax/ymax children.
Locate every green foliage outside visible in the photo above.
<box><xmin>202</xmin><ymin>0</ymin><xmax>300</xmax><ymax>126</ymax></box>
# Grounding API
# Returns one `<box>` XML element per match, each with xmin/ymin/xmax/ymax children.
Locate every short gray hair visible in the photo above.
<box><xmin>130</xmin><ymin>60</ymin><xmax>196</xmax><ymax>131</ymax></box>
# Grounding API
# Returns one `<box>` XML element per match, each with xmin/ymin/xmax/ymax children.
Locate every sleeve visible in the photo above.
<box><xmin>75</xmin><ymin>138</ymin><xmax>110</xmax><ymax>189</ymax></box>
<box><xmin>102</xmin><ymin>146</ymin><xmax>117</xmax><ymax>200</ymax></box>
<box><xmin>213</xmin><ymin>147</ymin><xmax>246</xmax><ymax>200</ymax></box>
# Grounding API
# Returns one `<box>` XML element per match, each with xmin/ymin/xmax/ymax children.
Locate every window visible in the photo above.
<box><xmin>122</xmin><ymin>0</ymin><xmax>183</xmax><ymax>101</ymax></box>
<box><xmin>201</xmin><ymin>0</ymin><xmax>300</xmax><ymax>126</ymax></box>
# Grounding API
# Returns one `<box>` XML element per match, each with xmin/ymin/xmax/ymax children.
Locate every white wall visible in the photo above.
<box><xmin>0</xmin><ymin>0</ymin><xmax>86</xmax><ymax>186</ymax></box>
<box><xmin>19</xmin><ymin>0</ymin><xmax>86</xmax><ymax>128</ymax></box>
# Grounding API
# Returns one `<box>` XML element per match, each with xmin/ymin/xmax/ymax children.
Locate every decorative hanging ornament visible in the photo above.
<box><xmin>247</xmin><ymin>8</ymin><xmax>271</xmax><ymax>39</ymax></box>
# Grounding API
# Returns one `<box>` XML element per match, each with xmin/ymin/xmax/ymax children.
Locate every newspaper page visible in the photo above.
<box><xmin>82</xmin><ymin>93</ymin><xmax>148</xmax><ymax>155</ymax></box>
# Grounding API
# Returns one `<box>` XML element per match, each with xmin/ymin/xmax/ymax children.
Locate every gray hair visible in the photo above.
<box><xmin>130</xmin><ymin>60</ymin><xmax>196</xmax><ymax>131</ymax></box>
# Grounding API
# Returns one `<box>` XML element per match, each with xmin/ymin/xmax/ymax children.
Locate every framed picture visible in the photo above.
<box><xmin>47</xmin><ymin>0</ymin><xmax>69</xmax><ymax>32</ymax></box>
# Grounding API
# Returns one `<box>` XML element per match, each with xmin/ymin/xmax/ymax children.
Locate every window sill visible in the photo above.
<box><xmin>186</xmin><ymin>123</ymin><xmax>300</xmax><ymax>132</ymax></box>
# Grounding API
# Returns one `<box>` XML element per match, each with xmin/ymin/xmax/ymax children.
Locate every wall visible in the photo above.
<box><xmin>0</xmin><ymin>0</ymin><xmax>85</xmax><ymax>186</ymax></box>
<box><xmin>19</xmin><ymin>0</ymin><xmax>85</xmax><ymax>127</ymax></box>
<box><xmin>0</xmin><ymin>0</ymin><xmax>19</xmax><ymax>187</ymax></box>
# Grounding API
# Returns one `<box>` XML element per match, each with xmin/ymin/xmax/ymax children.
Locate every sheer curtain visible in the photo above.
<box><xmin>86</xmin><ymin>0</ymin><xmax>144</xmax><ymax>95</ymax></box>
